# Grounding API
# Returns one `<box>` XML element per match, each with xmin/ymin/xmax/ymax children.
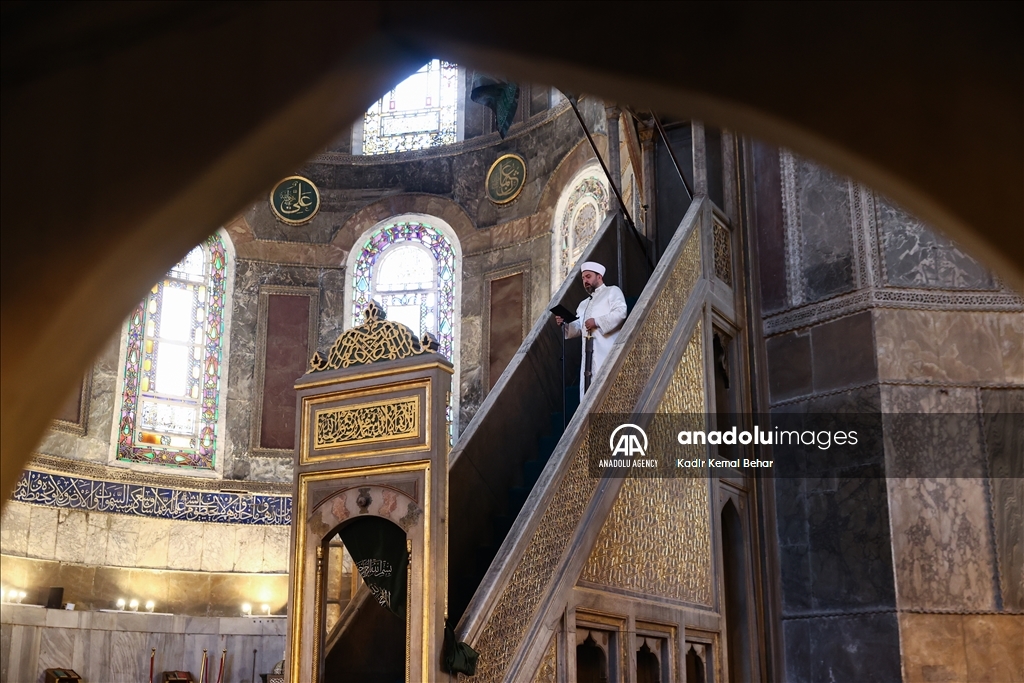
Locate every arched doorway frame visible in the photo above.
<box><xmin>289</xmin><ymin>475</ymin><xmax>430</xmax><ymax>683</ymax></box>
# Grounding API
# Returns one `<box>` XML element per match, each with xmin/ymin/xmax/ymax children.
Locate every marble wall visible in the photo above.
<box><xmin>899</xmin><ymin>613</ymin><xmax>1023</xmax><ymax>683</ymax></box>
<box><xmin>1</xmin><ymin>604</ymin><xmax>287</xmax><ymax>683</ymax></box>
<box><xmin>753</xmin><ymin>143</ymin><xmax>1024</xmax><ymax>682</ymax></box>
<box><xmin>0</xmin><ymin>503</ymin><xmax>289</xmax><ymax>575</ymax></box>
<box><xmin>226</xmin><ymin>259</ymin><xmax>345</xmax><ymax>483</ymax></box>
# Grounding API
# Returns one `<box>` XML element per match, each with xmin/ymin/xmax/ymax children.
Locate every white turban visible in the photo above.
<box><xmin>580</xmin><ymin>261</ymin><xmax>606</xmax><ymax>277</ymax></box>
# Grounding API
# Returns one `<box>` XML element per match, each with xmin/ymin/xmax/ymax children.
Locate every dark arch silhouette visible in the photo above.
<box><xmin>722</xmin><ymin>498</ymin><xmax>752</xmax><ymax>682</ymax></box>
<box><xmin>322</xmin><ymin>515</ymin><xmax>407</xmax><ymax>683</ymax></box>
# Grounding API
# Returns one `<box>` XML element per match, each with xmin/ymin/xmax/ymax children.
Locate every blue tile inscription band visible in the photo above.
<box><xmin>12</xmin><ymin>469</ymin><xmax>291</xmax><ymax>525</ymax></box>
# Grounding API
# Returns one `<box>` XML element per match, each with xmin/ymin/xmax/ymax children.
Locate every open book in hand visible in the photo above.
<box><xmin>549</xmin><ymin>304</ymin><xmax>578</xmax><ymax>323</ymax></box>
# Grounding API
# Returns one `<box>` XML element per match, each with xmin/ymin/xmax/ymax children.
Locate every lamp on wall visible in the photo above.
<box><xmin>241</xmin><ymin>603</ymin><xmax>252</xmax><ymax>617</ymax></box>
<box><xmin>116</xmin><ymin>598</ymin><xmax>126</xmax><ymax>610</ymax></box>
<box><xmin>261</xmin><ymin>603</ymin><xmax>271</xmax><ymax>616</ymax></box>
<box><xmin>129</xmin><ymin>599</ymin><xmax>139</xmax><ymax>612</ymax></box>
<box><xmin>146</xmin><ymin>600</ymin><xmax>155</xmax><ymax>613</ymax></box>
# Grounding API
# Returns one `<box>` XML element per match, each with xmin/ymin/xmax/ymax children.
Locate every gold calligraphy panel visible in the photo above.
<box><xmin>469</xmin><ymin>230</ymin><xmax>704</xmax><ymax>683</ymax></box>
<box><xmin>314</xmin><ymin>396</ymin><xmax>419</xmax><ymax>450</ymax></box>
<box><xmin>580</xmin><ymin>323</ymin><xmax>713</xmax><ymax>606</ymax></box>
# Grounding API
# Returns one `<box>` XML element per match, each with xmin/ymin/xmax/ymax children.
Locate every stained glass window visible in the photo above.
<box><xmin>553</xmin><ymin>172</ymin><xmax>611</xmax><ymax>290</ymax></box>
<box><xmin>351</xmin><ymin>222</ymin><xmax>457</xmax><ymax>362</ymax></box>
<box><xmin>116</xmin><ymin>233</ymin><xmax>228</xmax><ymax>469</ymax></box>
<box><xmin>361</xmin><ymin>60</ymin><xmax>460</xmax><ymax>155</ymax></box>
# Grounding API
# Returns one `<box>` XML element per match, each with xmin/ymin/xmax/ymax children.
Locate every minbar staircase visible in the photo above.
<box><xmin>447</xmin><ymin>213</ymin><xmax>651</xmax><ymax>625</ymax></box>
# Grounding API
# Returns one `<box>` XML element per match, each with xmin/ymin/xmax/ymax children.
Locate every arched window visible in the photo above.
<box><xmin>347</xmin><ymin>217</ymin><xmax>461</xmax><ymax>428</ymax></box>
<box><xmin>113</xmin><ymin>232</ymin><xmax>231</xmax><ymax>471</ymax></box>
<box><xmin>551</xmin><ymin>163</ymin><xmax>611</xmax><ymax>292</ymax></box>
<box><xmin>356</xmin><ymin>59</ymin><xmax>463</xmax><ymax>155</ymax></box>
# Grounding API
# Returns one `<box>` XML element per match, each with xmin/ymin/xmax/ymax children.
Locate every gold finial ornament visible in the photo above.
<box><xmin>308</xmin><ymin>301</ymin><xmax>436</xmax><ymax>372</ymax></box>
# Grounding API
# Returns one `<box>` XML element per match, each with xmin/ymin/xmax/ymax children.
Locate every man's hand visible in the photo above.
<box><xmin>584</xmin><ymin>318</ymin><xmax>597</xmax><ymax>331</ymax></box>
<box><xmin>554</xmin><ymin>315</ymin><xmax>564</xmax><ymax>326</ymax></box>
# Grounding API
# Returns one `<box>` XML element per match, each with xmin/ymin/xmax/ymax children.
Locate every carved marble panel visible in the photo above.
<box><xmin>782</xmin><ymin>152</ymin><xmax>856</xmax><ymax>305</ymax></box>
<box><xmin>982</xmin><ymin>388</ymin><xmax>1024</xmax><ymax>610</ymax></box>
<box><xmin>883</xmin><ymin>386</ymin><xmax>998</xmax><ymax>611</ymax></box>
<box><xmin>875</xmin><ymin>309</ymin><xmax>1021</xmax><ymax>384</ymax></box>
<box><xmin>875</xmin><ymin>194</ymin><xmax>996</xmax><ymax>290</ymax></box>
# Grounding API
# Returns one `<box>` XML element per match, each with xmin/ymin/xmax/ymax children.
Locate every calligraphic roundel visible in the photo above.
<box><xmin>270</xmin><ymin>175</ymin><xmax>321</xmax><ymax>225</ymax></box>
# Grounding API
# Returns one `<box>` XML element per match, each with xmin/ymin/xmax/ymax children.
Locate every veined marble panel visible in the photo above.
<box><xmin>982</xmin><ymin>388</ymin><xmax>1024</xmax><ymax>611</ymax></box>
<box><xmin>201</xmin><ymin>526</ymin><xmax>238</xmax><ymax>572</ymax></box>
<box><xmin>0</xmin><ymin>501</ymin><xmax>30</xmax><ymax>556</ymax></box>
<box><xmin>166</xmin><ymin>520</ymin><xmax>205</xmax><ymax>570</ymax></box>
<box><xmin>261</xmin><ymin>525</ymin><xmax>291</xmax><ymax>573</ymax></box>
<box><xmin>105</xmin><ymin>516</ymin><xmax>140</xmax><ymax>568</ymax></box>
<box><xmin>3</xmin><ymin>605</ymin><xmax>290</xmax><ymax>681</ymax></box>
<box><xmin>136</xmin><ymin>518</ymin><xmax>172</xmax><ymax>568</ymax></box>
<box><xmin>84</xmin><ymin>512</ymin><xmax>110</xmax><ymax>565</ymax></box>
<box><xmin>37</xmin><ymin>626</ymin><xmax>77</xmax><ymax>677</ymax></box>
<box><xmin>875</xmin><ymin>194</ymin><xmax>997</xmax><ymax>290</ymax></box>
<box><xmin>110</xmin><ymin>629</ymin><xmax>149</xmax><ymax>683</ymax></box>
<box><xmin>1</xmin><ymin>623</ymin><xmax>11</xmax><ymax>683</ymax></box>
<box><xmin>900</xmin><ymin>613</ymin><xmax>1024</xmax><ymax>683</ymax></box>
<box><xmin>783</xmin><ymin>152</ymin><xmax>857</xmax><ymax>304</ymax></box>
<box><xmin>883</xmin><ymin>386</ymin><xmax>998</xmax><ymax>611</ymax></box>
<box><xmin>26</xmin><ymin>506</ymin><xmax>58</xmax><ymax>560</ymax></box>
<box><xmin>233</xmin><ymin>525</ymin><xmax>266</xmax><ymax>573</ymax></box>
<box><xmin>875</xmin><ymin>309</ymin><xmax>1021</xmax><ymax>385</ymax></box>
<box><xmin>53</xmin><ymin>510</ymin><xmax>88</xmax><ymax>564</ymax></box>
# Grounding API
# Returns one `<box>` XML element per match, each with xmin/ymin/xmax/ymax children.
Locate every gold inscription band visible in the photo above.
<box><xmin>314</xmin><ymin>396</ymin><xmax>420</xmax><ymax>449</ymax></box>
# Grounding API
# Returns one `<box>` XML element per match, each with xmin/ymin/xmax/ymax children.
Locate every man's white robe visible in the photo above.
<box><xmin>563</xmin><ymin>283</ymin><xmax>628</xmax><ymax>400</ymax></box>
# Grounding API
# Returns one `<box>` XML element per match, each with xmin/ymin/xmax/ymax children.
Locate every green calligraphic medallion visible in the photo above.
<box><xmin>270</xmin><ymin>175</ymin><xmax>321</xmax><ymax>225</ymax></box>
<box><xmin>485</xmin><ymin>153</ymin><xmax>527</xmax><ymax>204</ymax></box>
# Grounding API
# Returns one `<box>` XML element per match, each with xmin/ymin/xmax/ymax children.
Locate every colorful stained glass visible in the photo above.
<box><xmin>116</xmin><ymin>234</ymin><xmax>227</xmax><ymax>469</ymax></box>
<box><xmin>362</xmin><ymin>60</ymin><xmax>459</xmax><ymax>155</ymax></box>
<box><xmin>352</xmin><ymin>222</ymin><xmax>456</xmax><ymax>363</ymax></box>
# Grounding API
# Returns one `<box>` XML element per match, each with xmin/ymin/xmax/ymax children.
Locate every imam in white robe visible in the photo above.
<box><xmin>563</xmin><ymin>283</ymin><xmax>628</xmax><ymax>399</ymax></box>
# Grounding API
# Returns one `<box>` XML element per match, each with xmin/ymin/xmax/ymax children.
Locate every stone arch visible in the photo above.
<box><xmin>334</xmin><ymin>194</ymin><xmax>475</xmax><ymax>254</ymax></box>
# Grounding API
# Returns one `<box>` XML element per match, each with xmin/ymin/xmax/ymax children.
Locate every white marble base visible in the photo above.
<box><xmin>1</xmin><ymin>604</ymin><xmax>286</xmax><ymax>683</ymax></box>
